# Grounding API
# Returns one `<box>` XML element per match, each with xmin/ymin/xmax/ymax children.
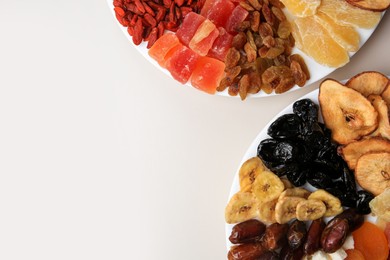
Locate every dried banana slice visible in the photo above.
<box><xmin>239</xmin><ymin>157</ymin><xmax>266</xmax><ymax>190</ymax></box>
<box><xmin>338</xmin><ymin>137</ymin><xmax>390</xmax><ymax>170</ymax></box>
<box><xmin>370</xmin><ymin>188</ymin><xmax>390</xmax><ymax>222</ymax></box>
<box><xmin>225</xmin><ymin>191</ymin><xmax>258</xmax><ymax>224</ymax></box>
<box><xmin>258</xmin><ymin>199</ymin><xmax>278</xmax><ymax>224</ymax></box>
<box><xmin>279</xmin><ymin>187</ymin><xmax>311</xmax><ymax>200</ymax></box>
<box><xmin>346</xmin><ymin>71</ymin><xmax>389</xmax><ymax>97</ymax></box>
<box><xmin>308</xmin><ymin>189</ymin><xmax>343</xmax><ymax>217</ymax></box>
<box><xmin>368</xmin><ymin>95</ymin><xmax>390</xmax><ymax>140</ymax></box>
<box><xmin>355</xmin><ymin>152</ymin><xmax>390</xmax><ymax>196</ymax></box>
<box><xmin>296</xmin><ymin>199</ymin><xmax>326</xmax><ymax>221</ymax></box>
<box><xmin>252</xmin><ymin>170</ymin><xmax>285</xmax><ymax>203</ymax></box>
<box><xmin>319</xmin><ymin>79</ymin><xmax>378</xmax><ymax>145</ymax></box>
<box><xmin>275</xmin><ymin>197</ymin><xmax>305</xmax><ymax>224</ymax></box>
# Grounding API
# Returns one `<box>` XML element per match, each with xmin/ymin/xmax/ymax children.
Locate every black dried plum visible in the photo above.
<box><xmin>326</xmin><ymin>188</ymin><xmax>357</xmax><ymax>208</ymax></box>
<box><xmin>306</xmin><ymin>166</ymin><xmax>333</xmax><ymax>189</ymax></box>
<box><xmin>269</xmin><ymin>163</ymin><xmax>299</xmax><ymax>177</ymax></box>
<box><xmin>274</xmin><ymin>141</ymin><xmax>299</xmax><ymax>162</ymax></box>
<box><xmin>356</xmin><ymin>190</ymin><xmax>374</xmax><ymax>214</ymax></box>
<box><xmin>267</xmin><ymin>114</ymin><xmax>303</xmax><ymax>139</ymax></box>
<box><xmin>257</xmin><ymin>139</ymin><xmax>279</xmax><ymax>167</ymax></box>
<box><xmin>293</xmin><ymin>99</ymin><xmax>318</xmax><ymax>123</ymax></box>
<box><xmin>287</xmin><ymin>168</ymin><xmax>307</xmax><ymax>187</ymax></box>
<box><xmin>340</xmin><ymin>165</ymin><xmax>357</xmax><ymax>193</ymax></box>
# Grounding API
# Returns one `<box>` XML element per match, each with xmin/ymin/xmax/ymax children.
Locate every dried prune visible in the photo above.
<box><xmin>293</xmin><ymin>99</ymin><xmax>318</xmax><ymax>123</ymax></box>
<box><xmin>257</xmin><ymin>251</ymin><xmax>279</xmax><ymax>260</ymax></box>
<box><xmin>286</xmin><ymin>168</ymin><xmax>306</xmax><ymax>187</ymax></box>
<box><xmin>267</xmin><ymin>114</ymin><xmax>303</xmax><ymax>139</ymax></box>
<box><xmin>325</xmin><ymin>188</ymin><xmax>357</xmax><ymax>208</ymax></box>
<box><xmin>305</xmin><ymin>163</ymin><xmax>334</xmax><ymax>189</ymax></box>
<box><xmin>229</xmin><ymin>219</ymin><xmax>266</xmax><ymax>244</ymax></box>
<box><xmin>356</xmin><ymin>190</ymin><xmax>374</xmax><ymax>214</ymax></box>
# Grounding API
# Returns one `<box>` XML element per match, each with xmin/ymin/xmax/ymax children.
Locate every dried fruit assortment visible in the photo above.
<box><xmin>225</xmin><ymin>71</ymin><xmax>390</xmax><ymax>259</ymax></box>
<box><xmin>112</xmin><ymin>0</ymin><xmax>388</xmax><ymax>97</ymax></box>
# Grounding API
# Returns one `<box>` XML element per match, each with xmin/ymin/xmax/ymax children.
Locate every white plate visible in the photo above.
<box><xmin>224</xmin><ymin>87</ymin><xmax>377</xmax><ymax>250</ymax></box>
<box><xmin>107</xmin><ymin>0</ymin><xmax>385</xmax><ymax>97</ymax></box>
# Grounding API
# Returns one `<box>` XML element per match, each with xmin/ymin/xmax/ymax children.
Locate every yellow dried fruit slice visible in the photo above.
<box><xmin>258</xmin><ymin>199</ymin><xmax>278</xmax><ymax>224</ymax></box>
<box><xmin>370</xmin><ymin>188</ymin><xmax>390</xmax><ymax>222</ymax></box>
<box><xmin>338</xmin><ymin>137</ymin><xmax>390</xmax><ymax>170</ymax></box>
<box><xmin>346</xmin><ymin>71</ymin><xmax>389</xmax><ymax>97</ymax></box>
<box><xmin>293</xmin><ymin>16</ymin><xmax>349</xmax><ymax>68</ymax></box>
<box><xmin>239</xmin><ymin>157</ymin><xmax>267</xmax><ymax>190</ymax></box>
<box><xmin>252</xmin><ymin>170</ymin><xmax>285</xmax><ymax>203</ymax></box>
<box><xmin>318</xmin><ymin>0</ymin><xmax>381</xmax><ymax>29</ymax></box>
<box><xmin>319</xmin><ymin>79</ymin><xmax>378</xmax><ymax>144</ymax></box>
<box><xmin>225</xmin><ymin>191</ymin><xmax>258</xmax><ymax>224</ymax></box>
<box><xmin>345</xmin><ymin>0</ymin><xmax>390</xmax><ymax>12</ymax></box>
<box><xmin>355</xmin><ymin>152</ymin><xmax>390</xmax><ymax>196</ymax></box>
<box><xmin>280</xmin><ymin>0</ymin><xmax>320</xmax><ymax>17</ymax></box>
<box><xmin>315</xmin><ymin>12</ymin><xmax>360</xmax><ymax>52</ymax></box>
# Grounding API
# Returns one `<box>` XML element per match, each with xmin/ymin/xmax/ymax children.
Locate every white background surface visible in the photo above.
<box><xmin>0</xmin><ymin>1</ymin><xmax>389</xmax><ymax>259</ymax></box>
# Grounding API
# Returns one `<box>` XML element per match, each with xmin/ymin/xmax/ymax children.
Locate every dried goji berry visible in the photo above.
<box><xmin>114</xmin><ymin>7</ymin><xmax>126</xmax><ymax>17</ymax></box>
<box><xmin>133</xmin><ymin>18</ymin><xmax>144</xmax><ymax>45</ymax></box>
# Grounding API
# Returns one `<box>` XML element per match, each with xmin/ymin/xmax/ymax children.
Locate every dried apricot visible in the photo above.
<box><xmin>352</xmin><ymin>222</ymin><xmax>389</xmax><ymax>260</ymax></box>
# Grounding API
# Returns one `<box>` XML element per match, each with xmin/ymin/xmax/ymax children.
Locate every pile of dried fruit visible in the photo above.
<box><xmin>225</xmin><ymin>71</ymin><xmax>390</xmax><ymax>258</ymax></box>
<box><xmin>319</xmin><ymin>71</ymin><xmax>390</xmax><ymax>196</ymax></box>
<box><xmin>227</xmin><ymin>209</ymin><xmax>381</xmax><ymax>259</ymax></box>
<box><xmin>287</xmin><ymin>0</ymin><xmax>384</xmax><ymax>67</ymax></box>
<box><xmin>113</xmin><ymin>0</ymin><xmax>204</xmax><ymax>47</ymax></box>
<box><xmin>216</xmin><ymin>0</ymin><xmax>310</xmax><ymax>98</ymax></box>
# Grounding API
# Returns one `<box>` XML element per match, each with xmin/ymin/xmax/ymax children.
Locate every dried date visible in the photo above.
<box><xmin>321</xmin><ymin>218</ymin><xmax>349</xmax><ymax>253</ymax></box>
<box><xmin>229</xmin><ymin>219</ymin><xmax>266</xmax><ymax>244</ymax></box>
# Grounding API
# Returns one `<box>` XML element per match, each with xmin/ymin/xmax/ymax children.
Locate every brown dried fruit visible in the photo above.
<box><xmin>229</xmin><ymin>219</ymin><xmax>266</xmax><ymax>244</ymax></box>
<box><xmin>263</xmin><ymin>36</ymin><xmax>276</xmax><ymax>48</ymax></box>
<box><xmin>290</xmin><ymin>54</ymin><xmax>310</xmax><ymax>80</ymax></box>
<box><xmin>225</xmin><ymin>48</ymin><xmax>241</xmax><ymax>68</ymax></box>
<box><xmin>290</xmin><ymin>60</ymin><xmax>307</xmax><ymax>87</ymax></box>
<box><xmin>345</xmin><ymin>0</ymin><xmax>390</xmax><ymax>12</ymax></box>
<box><xmin>368</xmin><ymin>95</ymin><xmax>390</xmax><ymax>139</ymax></box>
<box><xmin>261</xmin><ymin>223</ymin><xmax>289</xmax><ymax>250</ymax></box>
<box><xmin>250</xmin><ymin>11</ymin><xmax>261</xmax><ymax>31</ymax></box>
<box><xmin>232</xmin><ymin>32</ymin><xmax>247</xmax><ymax>50</ymax></box>
<box><xmin>304</xmin><ymin>218</ymin><xmax>326</xmax><ymax>255</ymax></box>
<box><xmin>240</xmin><ymin>1</ymin><xmax>255</xmax><ymax>11</ymax></box>
<box><xmin>277</xmin><ymin>20</ymin><xmax>291</xmax><ymax>39</ymax></box>
<box><xmin>239</xmin><ymin>74</ymin><xmax>251</xmax><ymax>100</ymax></box>
<box><xmin>355</xmin><ymin>152</ymin><xmax>390</xmax><ymax>196</ymax></box>
<box><xmin>346</xmin><ymin>71</ymin><xmax>389</xmax><ymax>97</ymax></box>
<box><xmin>338</xmin><ymin>137</ymin><xmax>390</xmax><ymax>170</ymax></box>
<box><xmin>229</xmin><ymin>242</ymin><xmax>268</xmax><ymax>260</ymax></box>
<box><xmin>321</xmin><ymin>218</ymin><xmax>349</xmax><ymax>253</ymax></box>
<box><xmin>226</xmin><ymin>66</ymin><xmax>242</xmax><ymax>81</ymax></box>
<box><xmin>259</xmin><ymin>23</ymin><xmax>274</xmax><ymax>38</ymax></box>
<box><xmin>245</xmin><ymin>43</ymin><xmax>257</xmax><ymax>62</ymax></box>
<box><xmin>272</xmin><ymin>6</ymin><xmax>286</xmax><ymax>21</ymax></box>
<box><xmin>248</xmin><ymin>0</ymin><xmax>262</xmax><ymax>10</ymax></box>
<box><xmin>319</xmin><ymin>79</ymin><xmax>378</xmax><ymax>145</ymax></box>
